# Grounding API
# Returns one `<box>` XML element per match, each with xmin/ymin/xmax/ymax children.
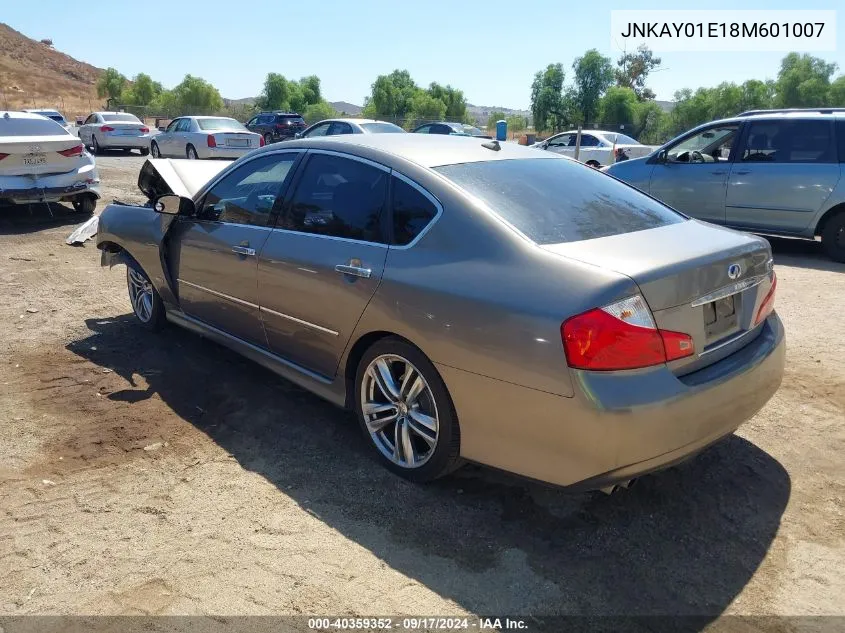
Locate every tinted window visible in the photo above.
<box><xmin>740</xmin><ymin>120</ymin><xmax>835</xmax><ymax>163</ymax></box>
<box><xmin>175</xmin><ymin>119</ymin><xmax>192</xmax><ymax>132</ymax></box>
<box><xmin>436</xmin><ymin>158</ymin><xmax>684</xmax><ymax>245</ymax></box>
<box><xmin>101</xmin><ymin>113</ymin><xmax>141</xmax><ymax>123</ymax></box>
<box><xmin>430</xmin><ymin>124</ymin><xmax>452</xmax><ymax>135</ymax></box>
<box><xmin>165</xmin><ymin>119</ymin><xmax>180</xmax><ymax>133</ymax></box>
<box><xmin>391</xmin><ymin>177</ymin><xmax>438</xmax><ymax>245</ymax></box>
<box><xmin>258</xmin><ymin>115</ymin><xmax>274</xmax><ymax>124</ymax></box>
<box><xmin>304</xmin><ymin>123</ymin><xmax>330</xmax><ymax>137</ymax></box>
<box><xmin>84</xmin><ymin>115</ymin><xmax>97</xmax><ymax>125</ymax></box>
<box><xmin>284</xmin><ymin>153</ymin><xmax>387</xmax><ymax>242</ymax></box>
<box><xmin>579</xmin><ymin>134</ymin><xmax>600</xmax><ymax>147</ymax></box>
<box><xmin>2</xmin><ymin>117</ymin><xmax>66</xmax><ymax>136</ymax></box>
<box><xmin>414</xmin><ymin>125</ymin><xmax>432</xmax><ymax>134</ymax></box>
<box><xmin>360</xmin><ymin>122</ymin><xmax>405</xmax><ymax>134</ymax></box>
<box><xmin>199</xmin><ymin>153</ymin><xmax>299</xmax><ymax>226</ymax></box>
<box><xmin>838</xmin><ymin>120</ymin><xmax>845</xmax><ymax>163</ymax></box>
<box><xmin>327</xmin><ymin>121</ymin><xmax>354</xmax><ymax>135</ymax></box>
<box><xmin>197</xmin><ymin>117</ymin><xmax>247</xmax><ymax>131</ymax></box>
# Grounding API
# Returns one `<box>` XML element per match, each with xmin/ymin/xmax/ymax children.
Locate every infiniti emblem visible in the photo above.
<box><xmin>727</xmin><ymin>263</ymin><xmax>742</xmax><ymax>280</ymax></box>
<box><xmin>29</xmin><ymin>144</ymin><xmax>42</xmax><ymax>152</ymax></box>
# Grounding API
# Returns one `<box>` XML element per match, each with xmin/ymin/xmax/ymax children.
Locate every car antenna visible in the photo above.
<box><xmin>481</xmin><ymin>139</ymin><xmax>501</xmax><ymax>151</ymax></box>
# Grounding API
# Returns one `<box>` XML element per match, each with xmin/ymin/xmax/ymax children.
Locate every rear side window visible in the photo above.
<box><xmin>284</xmin><ymin>153</ymin><xmax>387</xmax><ymax>242</ymax></box>
<box><xmin>836</xmin><ymin>119</ymin><xmax>845</xmax><ymax>163</ymax></box>
<box><xmin>360</xmin><ymin>122</ymin><xmax>405</xmax><ymax>134</ymax></box>
<box><xmin>1</xmin><ymin>117</ymin><xmax>67</xmax><ymax>136</ymax></box>
<box><xmin>436</xmin><ymin>158</ymin><xmax>684</xmax><ymax>245</ymax></box>
<box><xmin>391</xmin><ymin>177</ymin><xmax>438</xmax><ymax>245</ymax></box>
<box><xmin>740</xmin><ymin>120</ymin><xmax>835</xmax><ymax>163</ymax></box>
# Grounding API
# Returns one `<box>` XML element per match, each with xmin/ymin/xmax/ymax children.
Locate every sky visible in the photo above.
<box><xmin>4</xmin><ymin>0</ymin><xmax>844</xmax><ymax>110</ymax></box>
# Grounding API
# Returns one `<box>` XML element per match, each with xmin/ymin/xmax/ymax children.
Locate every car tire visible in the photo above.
<box><xmin>263</xmin><ymin>133</ymin><xmax>273</xmax><ymax>146</ymax></box>
<box><xmin>354</xmin><ymin>337</ymin><xmax>462</xmax><ymax>482</ymax></box>
<box><xmin>71</xmin><ymin>194</ymin><xmax>96</xmax><ymax>214</ymax></box>
<box><xmin>140</xmin><ymin>147</ymin><xmax>150</xmax><ymax>156</ymax></box>
<box><xmin>126</xmin><ymin>261</ymin><xmax>166</xmax><ymax>330</ymax></box>
<box><xmin>821</xmin><ymin>211</ymin><xmax>845</xmax><ymax>263</ymax></box>
<box><xmin>186</xmin><ymin>145</ymin><xmax>198</xmax><ymax>160</ymax></box>
<box><xmin>91</xmin><ymin>136</ymin><xmax>100</xmax><ymax>155</ymax></box>
<box><xmin>150</xmin><ymin>142</ymin><xmax>161</xmax><ymax>158</ymax></box>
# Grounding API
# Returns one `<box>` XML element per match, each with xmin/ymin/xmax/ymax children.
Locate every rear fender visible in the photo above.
<box><xmin>96</xmin><ymin>202</ymin><xmax>179</xmax><ymax>306</ymax></box>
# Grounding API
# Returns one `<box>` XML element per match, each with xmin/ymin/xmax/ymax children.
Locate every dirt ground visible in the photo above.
<box><xmin>0</xmin><ymin>154</ymin><xmax>843</xmax><ymax>625</ymax></box>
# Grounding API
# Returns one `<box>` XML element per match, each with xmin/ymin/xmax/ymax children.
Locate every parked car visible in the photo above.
<box><xmin>245</xmin><ymin>112</ymin><xmax>306</xmax><ymax>144</ymax></box>
<box><xmin>297</xmin><ymin>118</ymin><xmax>405</xmax><ymax>138</ymax></box>
<box><xmin>77</xmin><ymin>112</ymin><xmax>152</xmax><ymax>155</ymax></box>
<box><xmin>534</xmin><ymin>130</ymin><xmax>657</xmax><ymax>167</ymax></box>
<box><xmin>96</xmin><ymin>134</ymin><xmax>784</xmax><ymax>490</ymax></box>
<box><xmin>605</xmin><ymin>109</ymin><xmax>845</xmax><ymax>262</ymax></box>
<box><xmin>412</xmin><ymin>121</ymin><xmax>491</xmax><ymax>138</ymax></box>
<box><xmin>150</xmin><ymin>116</ymin><xmax>263</xmax><ymax>160</ymax></box>
<box><xmin>24</xmin><ymin>108</ymin><xmax>72</xmax><ymax>132</ymax></box>
<box><xmin>0</xmin><ymin>110</ymin><xmax>99</xmax><ymax>213</ymax></box>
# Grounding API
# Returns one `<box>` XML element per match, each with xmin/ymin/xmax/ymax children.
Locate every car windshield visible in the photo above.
<box><xmin>101</xmin><ymin>113</ymin><xmax>141</xmax><ymax>123</ymax></box>
<box><xmin>360</xmin><ymin>122</ymin><xmax>405</xmax><ymax>133</ymax></box>
<box><xmin>197</xmin><ymin>118</ymin><xmax>247</xmax><ymax>131</ymax></box>
<box><xmin>461</xmin><ymin>124</ymin><xmax>484</xmax><ymax>135</ymax></box>
<box><xmin>1</xmin><ymin>117</ymin><xmax>67</xmax><ymax>136</ymax></box>
<box><xmin>436</xmin><ymin>158</ymin><xmax>684</xmax><ymax>244</ymax></box>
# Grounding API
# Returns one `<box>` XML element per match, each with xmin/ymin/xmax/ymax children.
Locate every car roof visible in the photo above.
<box><xmin>316</xmin><ymin>118</ymin><xmax>392</xmax><ymax>125</ymax></box>
<box><xmin>187</xmin><ymin>115</ymin><xmax>239</xmax><ymax>119</ymax></box>
<box><xmin>259</xmin><ymin>133</ymin><xmax>559</xmax><ymax>168</ymax></box>
<box><xmin>92</xmin><ymin>111</ymin><xmax>139</xmax><ymax>116</ymax></box>
<box><xmin>24</xmin><ymin>108</ymin><xmax>62</xmax><ymax>115</ymax></box>
<box><xmin>2</xmin><ymin>110</ymin><xmax>56</xmax><ymax>120</ymax></box>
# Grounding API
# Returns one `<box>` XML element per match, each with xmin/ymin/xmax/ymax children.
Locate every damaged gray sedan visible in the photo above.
<box><xmin>96</xmin><ymin>135</ymin><xmax>785</xmax><ymax>490</ymax></box>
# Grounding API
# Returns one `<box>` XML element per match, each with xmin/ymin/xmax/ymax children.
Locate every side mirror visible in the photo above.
<box><xmin>656</xmin><ymin>149</ymin><xmax>668</xmax><ymax>163</ymax></box>
<box><xmin>157</xmin><ymin>126</ymin><xmax>166</xmax><ymax>132</ymax></box>
<box><xmin>294</xmin><ymin>132</ymin><xmax>302</xmax><ymax>139</ymax></box>
<box><xmin>76</xmin><ymin>117</ymin><xmax>84</xmax><ymax>125</ymax></box>
<box><xmin>153</xmin><ymin>194</ymin><xmax>195</xmax><ymax>216</ymax></box>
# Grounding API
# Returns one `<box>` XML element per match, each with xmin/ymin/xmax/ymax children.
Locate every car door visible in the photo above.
<box><xmin>79</xmin><ymin>114</ymin><xmax>97</xmax><ymax>144</ymax></box>
<box><xmin>246</xmin><ymin>116</ymin><xmax>260</xmax><ymax>136</ymax></box>
<box><xmin>648</xmin><ymin>122</ymin><xmax>741</xmax><ymax>224</ymax></box>
<box><xmin>577</xmin><ymin>134</ymin><xmax>610</xmax><ymax>164</ymax></box>
<box><xmin>174</xmin><ymin>118</ymin><xmax>193</xmax><ymax>156</ymax></box>
<box><xmin>327</xmin><ymin>121</ymin><xmax>354</xmax><ymax>136</ymax></box>
<box><xmin>725</xmin><ymin>118</ymin><xmax>839</xmax><ymax>234</ymax></box>
<box><xmin>258</xmin><ymin>151</ymin><xmax>389</xmax><ymax>377</ymax></box>
<box><xmin>159</xmin><ymin>118</ymin><xmax>181</xmax><ymax>156</ymax></box>
<box><xmin>168</xmin><ymin>150</ymin><xmax>302</xmax><ymax>347</ymax></box>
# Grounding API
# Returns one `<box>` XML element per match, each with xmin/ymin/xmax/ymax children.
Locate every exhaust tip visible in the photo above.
<box><xmin>599</xmin><ymin>479</ymin><xmax>638</xmax><ymax>495</ymax></box>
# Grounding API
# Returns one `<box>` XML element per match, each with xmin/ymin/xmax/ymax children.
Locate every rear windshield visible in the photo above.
<box><xmin>613</xmin><ymin>133</ymin><xmax>639</xmax><ymax>145</ymax></box>
<box><xmin>360</xmin><ymin>122</ymin><xmax>405</xmax><ymax>133</ymax></box>
<box><xmin>277</xmin><ymin>115</ymin><xmax>305</xmax><ymax>125</ymax></box>
<box><xmin>197</xmin><ymin>117</ymin><xmax>247</xmax><ymax>131</ymax></box>
<box><xmin>461</xmin><ymin>124</ymin><xmax>484</xmax><ymax>136</ymax></box>
<box><xmin>1</xmin><ymin>117</ymin><xmax>67</xmax><ymax>136</ymax></box>
<box><xmin>435</xmin><ymin>158</ymin><xmax>684</xmax><ymax>244</ymax></box>
<box><xmin>102</xmin><ymin>113</ymin><xmax>141</xmax><ymax>123</ymax></box>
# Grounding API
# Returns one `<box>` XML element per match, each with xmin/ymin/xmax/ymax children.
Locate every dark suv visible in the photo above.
<box><xmin>246</xmin><ymin>112</ymin><xmax>306</xmax><ymax>144</ymax></box>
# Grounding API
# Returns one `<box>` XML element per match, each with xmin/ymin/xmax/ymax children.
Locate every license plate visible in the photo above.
<box><xmin>703</xmin><ymin>294</ymin><xmax>738</xmax><ymax>339</ymax></box>
<box><xmin>119</xmin><ymin>130</ymin><xmax>138</xmax><ymax>135</ymax></box>
<box><xmin>226</xmin><ymin>138</ymin><xmax>249</xmax><ymax>147</ymax></box>
<box><xmin>23</xmin><ymin>153</ymin><xmax>47</xmax><ymax>166</ymax></box>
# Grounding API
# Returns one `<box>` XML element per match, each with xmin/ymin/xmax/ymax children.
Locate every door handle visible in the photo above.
<box><xmin>710</xmin><ymin>170</ymin><xmax>727</xmax><ymax>175</ymax></box>
<box><xmin>733</xmin><ymin>170</ymin><xmax>751</xmax><ymax>175</ymax></box>
<box><xmin>334</xmin><ymin>264</ymin><xmax>372</xmax><ymax>278</ymax></box>
<box><xmin>231</xmin><ymin>245</ymin><xmax>256</xmax><ymax>256</ymax></box>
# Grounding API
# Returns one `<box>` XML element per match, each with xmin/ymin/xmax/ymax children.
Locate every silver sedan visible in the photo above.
<box><xmin>77</xmin><ymin>111</ymin><xmax>153</xmax><ymax>155</ymax></box>
<box><xmin>297</xmin><ymin>118</ymin><xmax>406</xmax><ymax>138</ymax></box>
<box><xmin>151</xmin><ymin>116</ymin><xmax>263</xmax><ymax>160</ymax></box>
<box><xmin>95</xmin><ymin>135</ymin><xmax>784</xmax><ymax>491</ymax></box>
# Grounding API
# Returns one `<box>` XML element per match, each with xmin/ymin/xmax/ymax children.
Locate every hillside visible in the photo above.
<box><xmin>0</xmin><ymin>23</ymin><xmax>102</xmax><ymax>117</ymax></box>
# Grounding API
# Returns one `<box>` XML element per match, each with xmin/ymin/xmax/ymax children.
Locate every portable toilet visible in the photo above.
<box><xmin>496</xmin><ymin>119</ymin><xmax>507</xmax><ymax>141</ymax></box>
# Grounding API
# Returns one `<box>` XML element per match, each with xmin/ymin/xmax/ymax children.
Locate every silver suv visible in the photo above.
<box><xmin>605</xmin><ymin>109</ymin><xmax>845</xmax><ymax>262</ymax></box>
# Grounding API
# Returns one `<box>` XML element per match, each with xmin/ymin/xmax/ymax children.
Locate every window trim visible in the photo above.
<box><xmin>388</xmin><ymin>171</ymin><xmax>444</xmax><ymax>250</ymax></box>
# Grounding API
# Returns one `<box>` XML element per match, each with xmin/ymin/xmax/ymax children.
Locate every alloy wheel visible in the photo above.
<box><xmin>127</xmin><ymin>268</ymin><xmax>154</xmax><ymax>323</ymax></box>
<box><xmin>360</xmin><ymin>354</ymin><xmax>439</xmax><ymax>468</ymax></box>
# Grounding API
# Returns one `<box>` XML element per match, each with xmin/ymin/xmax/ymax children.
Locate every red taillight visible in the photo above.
<box><xmin>100</xmin><ymin>125</ymin><xmax>114</xmax><ymax>132</ymax></box>
<box><xmin>0</xmin><ymin>153</ymin><xmax>8</xmax><ymax>161</ymax></box>
<box><xmin>275</xmin><ymin>123</ymin><xmax>285</xmax><ymax>130</ymax></box>
<box><xmin>207</xmin><ymin>134</ymin><xmax>217</xmax><ymax>148</ymax></box>
<box><xmin>259</xmin><ymin>135</ymin><xmax>265</xmax><ymax>147</ymax></box>
<box><xmin>140</xmin><ymin>126</ymin><xmax>149</xmax><ymax>133</ymax></box>
<box><xmin>754</xmin><ymin>272</ymin><xmax>777</xmax><ymax>325</ymax></box>
<box><xmin>58</xmin><ymin>144</ymin><xmax>84</xmax><ymax>157</ymax></box>
<box><xmin>561</xmin><ymin>295</ymin><xmax>694</xmax><ymax>371</ymax></box>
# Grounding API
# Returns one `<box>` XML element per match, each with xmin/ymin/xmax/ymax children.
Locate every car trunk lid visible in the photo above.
<box><xmin>0</xmin><ymin>135</ymin><xmax>86</xmax><ymax>176</ymax></box>
<box><xmin>543</xmin><ymin>220</ymin><xmax>775</xmax><ymax>373</ymax></box>
<box><xmin>100</xmin><ymin>121</ymin><xmax>147</xmax><ymax>137</ymax></box>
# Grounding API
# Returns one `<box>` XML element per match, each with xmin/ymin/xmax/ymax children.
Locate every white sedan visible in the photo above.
<box><xmin>534</xmin><ymin>130</ymin><xmax>658</xmax><ymax>167</ymax></box>
<box><xmin>0</xmin><ymin>111</ymin><xmax>100</xmax><ymax>213</ymax></box>
<box><xmin>150</xmin><ymin>116</ymin><xmax>263</xmax><ymax>159</ymax></box>
<box><xmin>77</xmin><ymin>111</ymin><xmax>153</xmax><ymax>155</ymax></box>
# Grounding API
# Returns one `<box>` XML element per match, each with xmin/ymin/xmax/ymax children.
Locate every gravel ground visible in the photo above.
<box><xmin>0</xmin><ymin>153</ymin><xmax>843</xmax><ymax>625</ymax></box>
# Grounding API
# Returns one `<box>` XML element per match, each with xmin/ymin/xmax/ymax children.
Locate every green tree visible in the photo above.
<box><xmin>615</xmin><ymin>45</ymin><xmax>661</xmax><ymax>100</ymax></box>
<box><xmin>299</xmin><ymin>75</ymin><xmax>322</xmax><ymax>106</ymax></box>
<box><xmin>506</xmin><ymin>115</ymin><xmax>528</xmax><ymax>133</ymax></box>
<box><xmin>486</xmin><ymin>110</ymin><xmax>506</xmax><ymax>130</ymax></box>
<box><xmin>257</xmin><ymin>73</ymin><xmax>292</xmax><ymax>111</ymax></box>
<box><xmin>169</xmin><ymin>75</ymin><xmax>223</xmax><ymax>113</ymax></box>
<box><xmin>303</xmin><ymin>101</ymin><xmax>338</xmax><ymax>124</ymax></box>
<box><xmin>573</xmin><ymin>50</ymin><xmax>614</xmax><ymax>125</ymax></box>
<box><xmin>775</xmin><ymin>53</ymin><xmax>837</xmax><ymax>107</ymax></box>
<box><xmin>427</xmin><ymin>83</ymin><xmax>467</xmax><ymax>120</ymax></box>
<box><xmin>124</xmin><ymin>73</ymin><xmax>162</xmax><ymax>106</ymax></box>
<box><xmin>96</xmin><ymin>67</ymin><xmax>127</xmax><ymax>103</ymax></box>
<box><xmin>632</xmin><ymin>100</ymin><xmax>666</xmax><ymax>144</ymax></box>
<box><xmin>829</xmin><ymin>76</ymin><xmax>845</xmax><ymax>106</ymax></box>
<box><xmin>739</xmin><ymin>79</ymin><xmax>775</xmax><ymax>112</ymax></box>
<box><xmin>599</xmin><ymin>87</ymin><xmax>638</xmax><ymax>126</ymax></box>
<box><xmin>530</xmin><ymin>63</ymin><xmax>568</xmax><ymax>133</ymax></box>
<box><xmin>409</xmin><ymin>92</ymin><xmax>447</xmax><ymax>122</ymax></box>
<box><xmin>368</xmin><ymin>70</ymin><xmax>418</xmax><ymax>119</ymax></box>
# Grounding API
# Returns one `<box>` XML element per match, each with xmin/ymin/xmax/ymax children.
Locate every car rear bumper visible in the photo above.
<box><xmin>0</xmin><ymin>163</ymin><xmax>101</xmax><ymax>204</ymax></box>
<box><xmin>98</xmin><ymin>135</ymin><xmax>152</xmax><ymax>150</ymax></box>
<box><xmin>197</xmin><ymin>146</ymin><xmax>256</xmax><ymax>159</ymax></box>
<box><xmin>438</xmin><ymin>313</ymin><xmax>785</xmax><ymax>489</ymax></box>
